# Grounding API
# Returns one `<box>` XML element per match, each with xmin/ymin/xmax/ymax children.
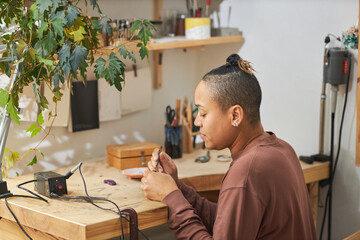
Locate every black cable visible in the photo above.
<box><xmin>50</xmin><ymin>193</ymin><xmax>150</xmax><ymax>240</ymax></box>
<box><xmin>17</xmin><ymin>179</ymin><xmax>48</xmax><ymax>203</ymax></box>
<box><xmin>319</xmin><ymin>52</ymin><xmax>351</xmax><ymax>240</ymax></box>
<box><xmin>4</xmin><ymin>197</ymin><xmax>33</xmax><ymax>240</ymax></box>
<box><xmin>328</xmin><ymin>112</ymin><xmax>334</xmax><ymax>240</ymax></box>
<box><xmin>52</xmin><ymin>165</ymin><xmax>149</xmax><ymax>240</ymax></box>
<box><xmin>78</xmin><ymin>166</ymin><xmax>125</xmax><ymax>240</ymax></box>
<box><xmin>1</xmin><ymin>180</ymin><xmax>49</xmax><ymax>240</ymax></box>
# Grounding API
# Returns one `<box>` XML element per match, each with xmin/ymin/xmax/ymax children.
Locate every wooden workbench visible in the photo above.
<box><xmin>0</xmin><ymin>148</ymin><xmax>329</xmax><ymax>239</ymax></box>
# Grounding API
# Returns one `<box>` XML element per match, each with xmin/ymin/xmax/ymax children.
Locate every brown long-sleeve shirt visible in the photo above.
<box><xmin>162</xmin><ymin>132</ymin><xmax>316</xmax><ymax>239</ymax></box>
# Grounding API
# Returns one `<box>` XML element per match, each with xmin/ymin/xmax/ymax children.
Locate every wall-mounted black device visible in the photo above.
<box><xmin>34</xmin><ymin>171</ymin><xmax>67</xmax><ymax>197</ymax></box>
<box><xmin>324</xmin><ymin>47</ymin><xmax>351</xmax><ymax>86</ymax></box>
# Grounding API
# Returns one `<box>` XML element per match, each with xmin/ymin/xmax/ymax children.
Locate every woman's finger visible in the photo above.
<box><xmin>143</xmin><ymin>168</ymin><xmax>150</xmax><ymax>177</ymax></box>
<box><xmin>148</xmin><ymin>161</ymin><xmax>154</xmax><ymax>171</ymax></box>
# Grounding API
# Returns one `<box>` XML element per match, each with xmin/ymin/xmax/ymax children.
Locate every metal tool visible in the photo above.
<box><xmin>154</xmin><ymin>146</ymin><xmax>163</xmax><ymax>172</ymax></box>
<box><xmin>166</xmin><ymin>105</ymin><xmax>175</xmax><ymax>126</ymax></box>
<box><xmin>195</xmin><ymin>151</ymin><xmax>210</xmax><ymax>163</ymax></box>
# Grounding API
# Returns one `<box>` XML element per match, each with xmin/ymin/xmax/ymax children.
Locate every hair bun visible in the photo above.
<box><xmin>226</xmin><ymin>54</ymin><xmax>241</xmax><ymax>66</ymax></box>
<box><xmin>226</xmin><ymin>53</ymin><xmax>255</xmax><ymax>75</ymax></box>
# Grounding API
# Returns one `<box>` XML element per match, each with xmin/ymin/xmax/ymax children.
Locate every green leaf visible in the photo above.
<box><xmin>118</xmin><ymin>46</ymin><xmax>136</xmax><ymax>63</ymax></box>
<box><xmin>36</xmin><ymin>0</ymin><xmax>52</xmax><ymax>14</ymax></box>
<box><xmin>26</xmin><ymin>123</ymin><xmax>38</xmax><ymax>133</ymax></box>
<box><xmin>53</xmin><ymin>69</ymin><xmax>63</xmax><ymax>88</ymax></box>
<box><xmin>131</xmin><ymin>20</ymin><xmax>141</xmax><ymax>34</ymax></box>
<box><xmin>38</xmin><ymin>94</ymin><xmax>49</xmax><ymax>111</ymax></box>
<box><xmin>52</xmin><ymin>87</ymin><xmax>63</xmax><ymax>100</ymax></box>
<box><xmin>137</xmin><ymin>43</ymin><xmax>149</xmax><ymax>60</ymax></box>
<box><xmin>70</xmin><ymin>25</ymin><xmax>86</xmax><ymax>42</ymax></box>
<box><xmin>94</xmin><ymin>57</ymin><xmax>106</xmax><ymax>79</ymax></box>
<box><xmin>138</xmin><ymin>27</ymin><xmax>151</xmax><ymax>45</ymax></box>
<box><xmin>6</xmin><ymin>98</ymin><xmax>20</xmax><ymax>124</ymax></box>
<box><xmin>143</xmin><ymin>19</ymin><xmax>156</xmax><ymax>31</ymax></box>
<box><xmin>30</xmin><ymin>127</ymin><xmax>42</xmax><ymax>138</ymax></box>
<box><xmin>70</xmin><ymin>45</ymin><xmax>88</xmax><ymax>73</ymax></box>
<box><xmin>42</xmin><ymin>31</ymin><xmax>57</xmax><ymax>53</ymax></box>
<box><xmin>30</xmin><ymin>3</ymin><xmax>39</xmax><ymax>21</ymax></box>
<box><xmin>66</xmin><ymin>6</ymin><xmax>80</xmax><ymax>26</ymax></box>
<box><xmin>51</xmin><ymin>0</ymin><xmax>62</xmax><ymax>10</ymax></box>
<box><xmin>28</xmin><ymin>48</ymin><xmax>37</xmax><ymax>60</ymax></box>
<box><xmin>114</xmin><ymin>75</ymin><xmax>124</xmax><ymax>91</ymax></box>
<box><xmin>32</xmin><ymin>83</ymin><xmax>39</xmax><ymax>103</ymax></box>
<box><xmin>51</xmin><ymin>14</ymin><xmax>65</xmax><ymax>39</ymax></box>
<box><xmin>98</xmin><ymin>19</ymin><xmax>112</xmax><ymax>35</ymax></box>
<box><xmin>58</xmin><ymin>43</ymin><xmax>71</xmax><ymax>75</ymax></box>
<box><xmin>90</xmin><ymin>0</ymin><xmax>99</xmax><ymax>10</ymax></box>
<box><xmin>16</xmin><ymin>40</ymin><xmax>27</xmax><ymax>55</ymax></box>
<box><xmin>37</xmin><ymin>149</ymin><xmax>45</xmax><ymax>159</ymax></box>
<box><xmin>38</xmin><ymin>112</ymin><xmax>44</xmax><ymax>125</ymax></box>
<box><xmin>0</xmin><ymin>89</ymin><xmax>9</xmax><ymax>107</ymax></box>
<box><xmin>27</xmin><ymin>155</ymin><xmax>37</xmax><ymax>166</ymax></box>
<box><xmin>38</xmin><ymin>21</ymin><xmax>49</xmax><ymax>39</ymax></box>
<box><xmin>38</xmin><ymin>56</ymin><xmax>55</xmax><ymax>70</ymax></box>
<box><xmin>105</xmin><ymin>53</ymin><xmax>124</xmax><ymax>90</ymax></box>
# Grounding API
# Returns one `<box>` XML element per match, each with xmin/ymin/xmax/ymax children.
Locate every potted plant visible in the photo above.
<box><xmin>0</xmin><ymin>0</ymin><xmax>155</xmax><ymax>177</ymax></box>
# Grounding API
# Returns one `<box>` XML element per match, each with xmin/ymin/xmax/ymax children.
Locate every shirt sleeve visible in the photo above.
<box><xmin>162</xmin><ymin>186</ymin><xmax>265</xmax><ymax>240</ymax></box>
<box><xmin>178</xmin><ymin>181</ymin><xmax>217</xmax><ymax>232</ymax></box>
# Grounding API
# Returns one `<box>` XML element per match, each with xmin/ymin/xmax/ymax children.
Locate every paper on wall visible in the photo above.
<box><xmin>98</xmin><ymin>78</ymin><xmax>121</xmax><ymax>122</ymax></box>
<box><xmin>19</xmin><ymin>85</ymin><xmax>38</xmax><ymax>122</ymax></box>
<box><xmin>121</xmin><ymin>67</ymin><xmax>152</xmax><ymax>115</ymax></box>
<box><xmin>43</xmin><ymin>84</ymin><xmax>70</xmax><ymax>127</ymax></box>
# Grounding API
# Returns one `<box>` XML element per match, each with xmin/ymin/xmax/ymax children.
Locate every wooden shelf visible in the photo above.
<box><xmin>95</xmin><ymin>35</ymin><xmax>244</xmax><ymax>89</ymax></box>
<box><xmin>95</xmin><ymin>35</ymin><xmax>244</xmax><ymax>55</ymax></box>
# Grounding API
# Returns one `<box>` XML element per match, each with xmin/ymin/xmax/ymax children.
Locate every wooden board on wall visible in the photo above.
<box><xmin>357</xmin><ymin>2</ymin><xmax>360</xmax><ymax>166</ymax></box>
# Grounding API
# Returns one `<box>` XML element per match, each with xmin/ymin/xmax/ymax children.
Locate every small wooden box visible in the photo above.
<box><xmin>106</xmin><ymin>142</ymin><xmax>160</xmax><ymax>170</ymax></box>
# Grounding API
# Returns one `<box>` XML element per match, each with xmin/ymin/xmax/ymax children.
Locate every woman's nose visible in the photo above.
<box><xmin>194</xmin><ymin>114</ymin><xmax>201</xmax><ymax>127</ymax></box>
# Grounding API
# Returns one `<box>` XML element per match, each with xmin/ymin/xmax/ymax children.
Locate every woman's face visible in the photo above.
<box><xmin>194</xmin><ymin>81</ymin><xmax>236</xmax><ymax>150</ymax></box>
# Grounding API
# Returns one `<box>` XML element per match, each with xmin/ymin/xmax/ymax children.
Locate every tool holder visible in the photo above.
<box><xmin>181</xmin><ymin>104</ymin><xmax>200</xmax><ymax>153</ymax></box>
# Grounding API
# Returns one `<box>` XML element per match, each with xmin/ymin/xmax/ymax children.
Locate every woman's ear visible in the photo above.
<box><xmin>230</xmin><ymin>105</ymin><xmax>244</xmax><ymax>127</ymax></box>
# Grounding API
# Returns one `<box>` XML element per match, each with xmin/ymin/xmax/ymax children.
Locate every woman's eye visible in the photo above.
<box><xmin>200</xmin><ymin>113</ymin><xmax>206</xmax><ymax>117</ymax></box>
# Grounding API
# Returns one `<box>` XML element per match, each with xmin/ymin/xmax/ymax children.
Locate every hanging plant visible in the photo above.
<box><xmin>0</xmin><ymin>0</ymin><xmax>155</xmax><ymax>176</ymax></box>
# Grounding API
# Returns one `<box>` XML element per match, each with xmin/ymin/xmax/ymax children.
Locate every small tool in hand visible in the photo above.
<box><xmin>154</xmin><ymin>146</ymin><xmax>163</xmax><ymax>172</ymax></box>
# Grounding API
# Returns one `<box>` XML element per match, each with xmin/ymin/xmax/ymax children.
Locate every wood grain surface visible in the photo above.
<box><xmin>1</xmin><ymin>148</ymin><xmax>329</xmax><ymax>239</ymax></box>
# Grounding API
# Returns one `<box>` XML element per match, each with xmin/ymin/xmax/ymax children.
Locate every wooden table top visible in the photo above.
<box><xmin>0</xmin><ymin>148</ymin><xmax>329</xmax><ymax>240</ymax></box>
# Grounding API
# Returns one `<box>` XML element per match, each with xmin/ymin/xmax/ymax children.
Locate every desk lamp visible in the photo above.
<box><xmin>0</xmin><ymin>46</ymin><xmax>21</xmax><ymax>198</ymax></box>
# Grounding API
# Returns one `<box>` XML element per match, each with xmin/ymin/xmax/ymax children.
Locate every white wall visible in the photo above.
<box><xmin>4</xmin><ymin>0</ymin><xmax>360</xmax><ymax>239</ymax></box>
<box><xmin>217</xmin><ymin>0</ymin><xmax>359</xmax><ymax>239</ymax></box>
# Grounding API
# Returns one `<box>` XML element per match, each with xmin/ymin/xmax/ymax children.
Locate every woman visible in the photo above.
<box><xmin>141</xmin><ymin>54</ymin><xmax>316</xmax><ymax>239</ymax></box>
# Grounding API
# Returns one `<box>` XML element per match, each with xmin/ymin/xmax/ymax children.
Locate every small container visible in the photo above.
<box><xmin>118</xmin><ymin>19</ymin><xmax>126</xmax><ymax>41</ymax></box>
<box><xmin>110</xmin><ymin>19</ymin><xmax>118</xmax><ymax>46</ymax></box>
<box><xmin>175</xmin><ymin>14</ymin><xmax>186</xmax><ymax>36</ymax></box>
<box><xmin>150</xmin><ymin>20</ymin><xmax>163</xmax><ymax>38</ymax></box>
<box><xmin>165</xmin><ymin>125</ymin><xmax>182</xmax><ymax>159</ymax></box>
<box><xmin>106</xmin><ymin>142</ymin><xmax>161</xmax><ymax>170</ymax></box>
<box><xmin>185</xmin><ymin>17</ymin><xmax>211</xmax><ymax>40</ymax></box>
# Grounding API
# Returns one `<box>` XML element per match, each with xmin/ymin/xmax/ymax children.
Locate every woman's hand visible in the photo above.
<box><xmin>141</xmin><ymin>169</ymin><xmax>178</xmax><ymax>201</ymax></box>
<box><xmin>148</xmin><ymin>148</ymin><xmax>180</xmax><ymax>186</ymax></box>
